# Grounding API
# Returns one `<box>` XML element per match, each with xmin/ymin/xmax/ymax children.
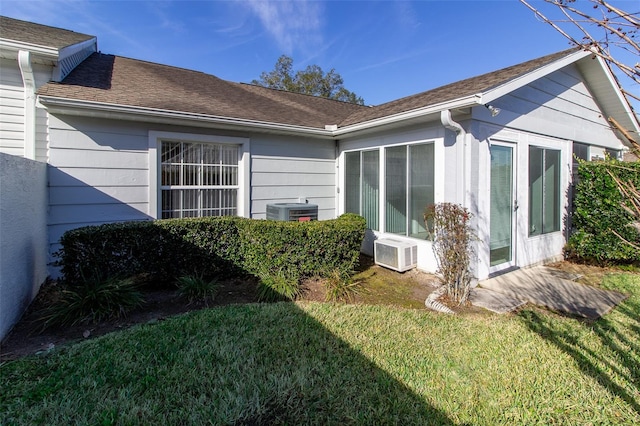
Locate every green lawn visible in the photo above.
<box><xmin>2</xmin><ymin>272</ymin><xmax>639</xmax><ymax>425</ymax></box>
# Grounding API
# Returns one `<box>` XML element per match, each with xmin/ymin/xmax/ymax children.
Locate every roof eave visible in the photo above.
<box><xmin>38</xmin><ymin>96</ymin><xmax>335</xmax><ymax>139</ymax></box>
<box><xmin>586</xmin><ymin>55</ymin><xmax>640</xmax><ymax>145</ymax></box>
<box><xmin>0</xmin><ymin>39</ymin><xmax>58</xmax><ymax>59</ymax></box>
<box><xmin>333</xmin><ymin>95</ymin><xmax>481</xmax><ymax>136</ymax></box>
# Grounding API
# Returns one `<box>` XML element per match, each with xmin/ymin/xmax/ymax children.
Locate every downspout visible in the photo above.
<box><xmin>440</xmin><ymin>109</ymin><xmax>478</xmax><ymax>286</ymax></box>
<box><xmin>440</xmin><ymin>109</ymin><xmax>467</xmax><ymax>207</ymax></box>
<box><xmin>18</xmin><ymin>50</ymin><xmax>36</xmax><ymax>160</ymax></box>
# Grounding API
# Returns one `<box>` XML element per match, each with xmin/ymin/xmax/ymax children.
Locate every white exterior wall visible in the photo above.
<box><xmin>338</xmin><ymin>123</ymin><xmax>446</xmax><ymax>273</ymax></box>
<box><xmin>47</xmin><ymin>114</ymin><xmax>339</xmax><ymax>274</ymax></box>
<box><xmin>0</xmin><ymin>58</ymin><xmax>25</xmax><ymax>157</ymax></box>
<box><xmin>474</xmin><ymin>65</ymin><xmax>623</xmax><ymax>150</ymax></box>
<box><xmin>0</xmin><ymin>153</ymin><xmax>48</xmax><ymax>340</ymax></box>
<box><xmin>472</xmin><ymin>125</ymin><xmax>570</xmax><ymax>280</ymax></box>
<box><xmin>470</xmin><ymin>65</ymin><xmax>619</xmax><ymax>280</ymax></box>
<box><xmin>0</xmin><ymin>57</ymin><xmax>53</xmax><ymax>161</ymax></box>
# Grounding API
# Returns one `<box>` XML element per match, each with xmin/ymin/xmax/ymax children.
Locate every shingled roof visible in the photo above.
<box><xmin>38</xmin><ymin>48</ymin><xmax>582</xmax><ymax>130</ymax></box>
<box><xmin>38</xmin><ymin>53</ymin><xmax>366</xmax><ymax>129</ymax></box>
<box><xmin>339</xmin><ymin>48</ymin><xmax>579</xmax><ymax>127</ymax></box>
<box><xmin>0</xmin><ymin>16</ymin><xmax>94</xmax><ymax>50</ymax></box>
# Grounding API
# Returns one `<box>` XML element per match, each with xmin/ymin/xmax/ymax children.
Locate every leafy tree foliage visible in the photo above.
<box><xmin>567</xmin><ymin>160</ymin><xmax>640</xmax><ymax>263</ymax></box>
<box><xmin>252</xmin><ymin>55</ymin><xmax>365</xmax><ymax>105</ymax></box>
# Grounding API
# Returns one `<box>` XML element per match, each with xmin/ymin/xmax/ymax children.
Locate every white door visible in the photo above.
<box><xmin>489</xmin><ymin>142</ymin><xmax>517</xmax><ymax>273</ymax></box>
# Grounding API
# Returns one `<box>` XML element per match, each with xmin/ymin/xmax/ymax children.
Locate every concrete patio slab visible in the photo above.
<box><xmin>469</xmin><ymin>288</ymin><xmax>527</xmax><ymax>314</ymax></box>
<box><xmin>478</xmin><ymin>266</ymin><xmax>628</xmax><ymax>319</ymax></box>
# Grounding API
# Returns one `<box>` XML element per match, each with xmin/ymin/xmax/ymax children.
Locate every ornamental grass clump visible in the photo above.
<box><xmin>424</xmin><ymin>203</ymin><xmax>476</xmax><ymax>304</ymax></box>
<box><xmin>176</xmin><ymin>274</ymin><xmax>220</xmax><ymax>305</ymax></box>
<box><xmin>256</xmin><ymin>266</ymin><xmax>301</xmax><ymax>302</ymax></box>
<box><xmin>323</xmin><ymin>269</ymin><xmax>362</xmax><ymax>303</ymax></box>
<box><xmin>39</xmin><ymin>272</ymin><xmax>143</xmax><ymax>329</ymax></box>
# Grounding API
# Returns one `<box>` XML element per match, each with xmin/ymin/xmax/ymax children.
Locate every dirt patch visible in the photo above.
<box><xmin>0</xmin><ymin>276</ymin><xmax>259</xmax><ymax>361</ymax></box>
<box><xmin>4</xmin><ymin>258</ymin><xmax>610</xmax><ymax>361</ymax></box>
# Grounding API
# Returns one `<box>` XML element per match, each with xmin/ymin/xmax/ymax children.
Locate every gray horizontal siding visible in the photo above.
<box><xmin>47</xmin><ymin>115</ymin><xmax>152</xmax><ymax>258</ymax></box>
<box><xmin>487</xmin><ymin>65</ymin><xmax>619</xmax><ymax>147</ymax></box>
<box><xmin>1</xmin><ymin>59</ymin><xmax>54</xmax><ymax>158</ymax></box>
<box><xmin>46</xmin><ymin>116</ymin><xmax>340</xmax><ymax>266</ymax></box>
<box><xmin>0</xmin><ymin>59</ymin><xmax>24</xmax><ymax>155</ymax></box>
<box><xmin>250</xmin><ymin>137</ymin><xmax>336</xmax><ymax>219</ymax></box>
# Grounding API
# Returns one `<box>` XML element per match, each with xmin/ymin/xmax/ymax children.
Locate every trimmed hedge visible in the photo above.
<box><xmin>55</xmin><ymin>214</ymin><xmax>366</xmax><ymax>286</ymax></box>
<box><xmin>567</xmin><ymin>160</ymin><xmax>640</xmax><ymax>264</ymax></box>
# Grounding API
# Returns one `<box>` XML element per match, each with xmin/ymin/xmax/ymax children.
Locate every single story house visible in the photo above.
<box><xmin>1</xmin><ymin>16</ymin><xmax>638</xmax><ymax>336</ymax></box>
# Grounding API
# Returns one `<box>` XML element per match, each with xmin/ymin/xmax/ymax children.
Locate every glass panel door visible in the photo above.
<box><xmin>490</xmin><ymin>144</ymin><xmax>515</xmax><ymax>268</ymax></box>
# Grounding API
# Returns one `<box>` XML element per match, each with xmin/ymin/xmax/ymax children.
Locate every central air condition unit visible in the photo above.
<box><xmin>266</xmin><ymin>203</ymin><xmax>318</xmax><ymax>222</ymax></box>
<box><xmin>374</xmin><ymin>238</ymin><xmax>418</xmax><ymax>272</ymax></box>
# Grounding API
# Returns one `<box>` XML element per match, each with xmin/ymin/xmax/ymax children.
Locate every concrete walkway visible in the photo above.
<box><xmin>471</xmin><ymin>266</ymin><xmax>628</xmax><ymax>319</ymax></box>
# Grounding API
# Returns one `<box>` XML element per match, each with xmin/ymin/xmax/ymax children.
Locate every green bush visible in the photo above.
<box><xmin>39</xmin><ymin>273</ymin><xmax>143</xmax><ymax>329</ymax></box>
<box><xmin>238</xmin><ymin>213</ymin><xmax>366</xmax><ymax>279</ymax></box>
<box><xmin>567</xmin><ymin>160</ymin><xmax>640</xmax><ymax>264</ymax></box>
<box><xmin>54</xmin><ymin>214</ymin><xmax>367</xmax><ymax>299</ymax></box>
<box><xmin>55</xmin><ymin>217</ymin><xmax>244</xmax><ymax>285</ymax></box>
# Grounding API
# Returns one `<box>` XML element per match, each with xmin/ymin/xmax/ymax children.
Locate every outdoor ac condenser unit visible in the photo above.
<box><xmin>374</xmin><ymin>238</ymin><xmax>418</xmax><ymax>272</ymax></box>
<box><xmin>266</xmin><ymin>203</ymin><xmax>318</xmax><ymax>222</ymax></box>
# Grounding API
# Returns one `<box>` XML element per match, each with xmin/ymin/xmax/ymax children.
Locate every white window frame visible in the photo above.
<box><xmin>149</xmin><ymin>131</ymin><xmax>250</xmax><ymax>219</ymax></box>
<box><xmin>342</xmin><ymin>139</ymin><xmax>439</xmax><ymax>240</ymax></box>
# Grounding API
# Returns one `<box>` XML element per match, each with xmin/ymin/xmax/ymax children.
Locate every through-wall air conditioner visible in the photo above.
<box><xmin>374</xmin><ymin>238</ymin><xmax>418</xmax><ymax>272</ymax></box>
<box><xmin>266</xmin><ymin>203</ymin><xmax>318</xmax><ymax>222</ymax></box>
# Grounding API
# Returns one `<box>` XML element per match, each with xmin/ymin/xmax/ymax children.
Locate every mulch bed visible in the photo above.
<box><xmin>0</xmin><ymin>276</ymin><xmax>263</xmax><ymax>361</ymax></box>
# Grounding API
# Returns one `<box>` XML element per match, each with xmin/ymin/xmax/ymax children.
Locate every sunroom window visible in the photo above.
<box><xmin>529</xmin><ymin>146</ymin><xmax>561</xmax><ymax>236</ymax></box>
<box><xmin>385</xmin><ymin>143</ymin><xmax>434</xmax><ymax>239</ymax></box>
<box><xmin>345</xmin><ymin>150</ymin><xmax>379</xmax><ymax>230</ymax></box>
<box><xmin>160</xmin><ymin>141</ymin><xmax>239</xmax><ymax>219</ymax></box>
<box><xmin>345</xmin><ymin>143</ymin><xmax>434</xmax><ymax>239</ymax></box>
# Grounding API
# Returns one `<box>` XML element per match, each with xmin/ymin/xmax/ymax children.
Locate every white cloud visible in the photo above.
<box><xmin>353</xmin><ymin>47</ymin><xmax>435</xmax><ymax>73</ymax></box>
<box><xmin>241</xmin><ymin>0</ymin><xmax>323</xmax><ymax>54</ymax></box>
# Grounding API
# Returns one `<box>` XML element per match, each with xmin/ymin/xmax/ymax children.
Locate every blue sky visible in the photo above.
<box><xmin>1</xmin><ymin>0</ymin><xmax>638</xmax><ymax>109</ymax></box>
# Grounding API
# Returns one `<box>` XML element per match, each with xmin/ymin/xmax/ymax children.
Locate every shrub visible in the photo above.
<box><xmin>176</xmin><ymin>274</ymin><xmax>220</xmax><ymax>305</ymax></box>
<box><xmin>238</xmin><ymin>213</ymin><xmax>366</xmax><ymax>281</ymax></box>
<box><xmin>424</xmin><ymin>203</ymin><xmax>476</xmax><ymax>304</ymax></box>
<box><xmin>568</xmin><ymin>160</ymin><xmax>640</xmax><ymax>264</ymax></box>
<box><xmin>54</xmin><ymin>214</ymin><xmax>367</xmax><ymax>292</ymax></box>
<box><xmin>39</xmin><ymin>273</ymin><xmax>143</xmax><ymax>329</ymax></box>
<box><xmin>54</xmin><ymin>216</ymin><xmax>245</xmax><ymax>285</ymax></box>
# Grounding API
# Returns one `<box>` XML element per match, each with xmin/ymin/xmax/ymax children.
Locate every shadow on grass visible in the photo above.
<box><xmin>1</xmin><ymin>302</ymin><xmax>455</xmax><ymax>425</ymax></box>
<box><xmin>517</xmin><ymin>301</ymin><xmax>640</xmax><ymax>416</ymax></box>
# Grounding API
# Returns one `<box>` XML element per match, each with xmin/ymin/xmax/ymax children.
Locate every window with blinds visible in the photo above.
<box><xmin>345</xmin><ymin>150</ymin><xmax>379</xmax><ymax>230</ymax></box>
<box><xmin>385</xmin><ymin>144</ymin><xmax>434</xmax><ymax>239</ymax></box>
<box><xmin>529</xmin><ymin>146</ymin><xmax>561</xmax><ymax>236</ymax></box>
<box><xmin>344</xmin><ymin>143</ymin><xmax>434</xmax><ymax>239</ymax></box>
<box><xmin>160</xmin><ymin>141</ymin><xmax>239</xmax><ymax>219</ymax></box>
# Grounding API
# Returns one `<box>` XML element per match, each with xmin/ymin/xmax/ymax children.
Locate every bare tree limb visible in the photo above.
<box><xmin>519</xmin><ymin>0</ymin><xmax>640</xmax><ymax>89</ymax></box>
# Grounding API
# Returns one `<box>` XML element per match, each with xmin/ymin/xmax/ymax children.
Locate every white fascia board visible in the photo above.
<box><xmin>480</xmin><ymin>49</ymin><xmax>592</xmax><ymax>105</ymax></box>
<box><xmin>39</xmin><ymin>96</ymin><xmax>335</xmax><ymax>139</ymax></box>
<box><xmin>333</xmin><ymin>94</ymin><xmax>481</xmax><ymax>136</ymax></box>
<box><xmin>0</xmin><ymin>39</ymin><xmax>58</xmax><ymax>59</ymax></box>
<box><xmin>591</xmin><ymin>55</ymin><xmax>640</xmax><ymax>139</ymax></box>
<box><xmin>58</xmin><ymin>37</ymin><xmax>97</xmax><ymax>61</ymax></box>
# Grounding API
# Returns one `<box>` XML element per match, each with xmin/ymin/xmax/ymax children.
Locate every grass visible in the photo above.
<box><xmin>1</xmin><ymin>271</ymin><xmax>639</xmax><ymax>424</ymax></box>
